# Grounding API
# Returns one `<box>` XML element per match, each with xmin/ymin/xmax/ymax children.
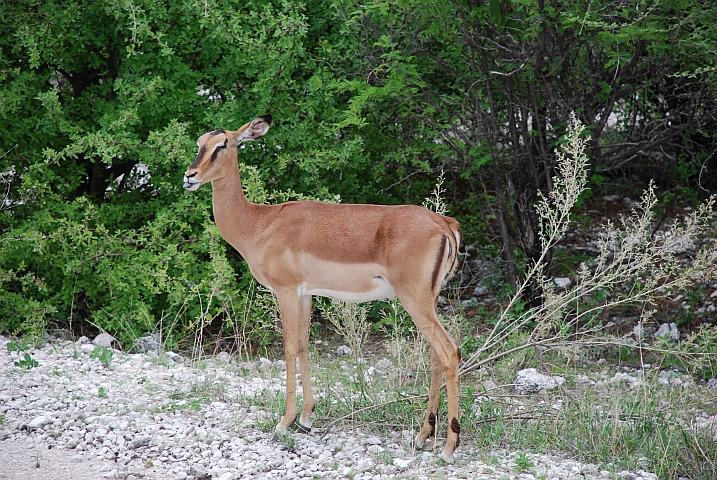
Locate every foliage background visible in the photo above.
<box><xmin>1</xmin><ymin>0</ymin><xmax>716</xmax><ymax>348</ymax></box>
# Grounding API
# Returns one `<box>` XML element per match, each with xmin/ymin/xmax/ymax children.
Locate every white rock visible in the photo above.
<box><xmin>574</xmin><ymin>374</ymin><xmax>595</xmax><ymax>385</ymax></box>
<box><xmin>515</xmin><ymin>368</ymin><xmax>565</xmax><ymax>394</ymax></box>
<box><xmin>553</xmin><ymin>277</ymin><xmax>571</xmax><ymax>289</ymax></box>
<box><xmin>128</xmin><ymin>436</ymin><xmax>152</xmax><ymax>449</ymax></box>
<box><xmin>355</xmin><ymin>459</ymin><xmax>374</xmax><ymax>472</ymax></box>
<box><xmin>473</xmin><ymin>285</ymin><xmax>488</xmax><ymax>296</ymax></box>
<box><xmin>655</xmin><ymin>323</ymin><xmax>680</xmax><ymax>341</ymax></box>
<box><xmin>165</xmin><ymin>351</ymin><xmax>183</xmax><ymax>362</ymax></box>
<box><xmin>657</xmin><ymin>370</ymin><xmax>686</xmax><ymax>386</ymax></box>
<box><xmin>134</xmin><ymin>335</ymin><xmax>164</xmax><ymax>355</ymax></box>
<box><xmin>26</xmin><ymin>415</ymin><xmax>53</xmax><ymax>430</ymax></box>
<box><xmin>92</xmin><ymin>333</ymin><xmax>116</xmax><ymax>348</ymax></box>
<box><xmin>216</xmin><ymin>351</ymin><xmax>232</xmax><ymax>362</ymax></box>
<box><xmin>335</xmin><ymin>345</ymin><xmax>352</xmax><ymax>356</ymax></box>
<box><xmin>632</xmin><ymin>324</ymin><xmax>647</xmax><ymax>341</ymax></box>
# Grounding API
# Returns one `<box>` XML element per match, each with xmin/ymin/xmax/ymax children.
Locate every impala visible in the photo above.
<box><xmin>183</xmin><ymin>115</ymin><xmax>463</xmax><ymax>462</ymax></box>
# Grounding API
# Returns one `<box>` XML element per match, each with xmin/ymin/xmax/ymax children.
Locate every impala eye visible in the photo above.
<box><xmin>210</xmin><ymin>144</ymin><xmax>225</xmax><ymax>162</ymax></box>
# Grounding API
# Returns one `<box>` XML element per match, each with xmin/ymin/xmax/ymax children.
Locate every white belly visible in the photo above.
<box><xmin>301</xmin><ymin>275</ymin><xmax>396</xmax><ymax>303</ymax></box>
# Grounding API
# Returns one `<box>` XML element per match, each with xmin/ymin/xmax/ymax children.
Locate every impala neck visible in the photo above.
<box><xmin>209</xmin><ymin>157</ymin><xmax>258</xmax><ymax>255</ymax></box>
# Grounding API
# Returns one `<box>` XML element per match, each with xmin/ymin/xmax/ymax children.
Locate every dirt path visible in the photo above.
<box><xmin>0</xmin><ymin>436</ymin><xmax>113</xmax><ymax>480</ymax></box>
<box><xmin>0</xmin><ymin>436</ymin><xmax>175</xmax><ymax>480</ymax></box>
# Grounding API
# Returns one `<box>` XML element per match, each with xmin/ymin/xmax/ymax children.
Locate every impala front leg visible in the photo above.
<box><xmin>297</xmin><ymin>294</ymin><xmax>315</xmax><ymax>432</ymax></box>
<box><xmin>274</xmin><ymin>293</ymin><xmax>300</xmax><ymax>437</ymax></box>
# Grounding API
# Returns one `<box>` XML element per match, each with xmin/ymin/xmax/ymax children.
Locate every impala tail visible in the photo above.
<box><xmin>433</xmin><ymin>226</ymin><xmax>462</xmax><ymax>294</ymax></box>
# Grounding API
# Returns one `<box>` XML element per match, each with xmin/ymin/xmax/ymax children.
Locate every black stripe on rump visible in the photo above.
<box><xmin>430</xmin><ymin>235</ymin><xmax>448</xmax><ymax>292</ymax></box>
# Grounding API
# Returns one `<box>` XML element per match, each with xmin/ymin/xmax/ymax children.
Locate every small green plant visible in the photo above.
<box><xmin>273</xmin><ymin>431</ymin><xmax>297</xmax><ymax>453</ymax></box>
<box><xmin>7</xmin><ymin>341</ymin><xmax>30</xmax><ymax>353</ymax></box>
<box><xmin>514</xmin><ymin>452</ymin><xmax>535</xmax><ymax>473</ymax></box>
<box><xmin>98</xmin><ymin>386</ymin><xmax>107</xmax><ymax>398</ymax></box>
<box><xmin>89</xmin><ymin>346</ymin><xmax>113</xmax><ymax>367</ymax></box>
<box><xmin>0</xmin><ymin>414</ymin><xmax>6</xmax><ymax>424</ymax></box>
<box><xmin>14</xmin><ymin>352</ymin><xmax>39</xmax><ymax>369</ymax></box>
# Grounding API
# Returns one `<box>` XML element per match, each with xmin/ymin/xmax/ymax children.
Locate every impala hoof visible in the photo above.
<box><xmin>440</xmin><ymin>447</ymin><xmax>455</xmax><ymax>464</ymax></box>
<box><xmin>296</xmin><ymin>423</ymin><xmax>312</xmax><ymax>434</ymax></box>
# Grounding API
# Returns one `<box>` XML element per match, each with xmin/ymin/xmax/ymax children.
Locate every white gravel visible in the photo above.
<box><xmin>0</xmin><ymin>335</ymin><xmax>658</xmax><ymax>480</ymax></box>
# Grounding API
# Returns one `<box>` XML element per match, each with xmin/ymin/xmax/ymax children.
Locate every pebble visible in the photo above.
<box><xmin>128</xmin><ymin>436</ymin><xmax>153</xmax><ymax>449</ymax></box>
<box><xmin>26</xmin><ymin>415</ymin><xmax>53</xmax><ymax>430</ymax></box>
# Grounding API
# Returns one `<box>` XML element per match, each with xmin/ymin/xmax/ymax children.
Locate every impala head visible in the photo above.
<box><xmin>183</xmin><ymin>114</ymin><xmax>271</xmax><ymax>191</ymax></box>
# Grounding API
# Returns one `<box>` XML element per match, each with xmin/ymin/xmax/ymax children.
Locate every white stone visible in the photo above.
<box><xmin>355</xmin><ymin>459</ymin><xmax>374</xmax><ymax>472</ymax></box>
<box><xmin>92</xmin><ymin>332</ymin><xmax>116</xmax><ymax>348</ymax></box>
<box><xmin>26</xmin><ymin>415</ymin><xmax>53</xmax><ymax>430</ymax></box>
<box><xmin>655</xmin><ymin>323</ymin><xmax>680</xmax><ymax>341</ymax></box>
<box><xmin>473</xmin><ymin>285</ymin><xmax>488</xmax><ymax>296</ymax></box>
<box><xmin>515</xmin><ymin>368</ymin><xmax>565</xmax><ymax>394</ymax></box>
<box><xmin>632</xmin><ymin>324</ymin><xmax>647</xmax><ymax>341</ymax></box>
<box><xmin>258</xmin><ymin>357</ymin><xmax>273</xmax><ymax>370</ymax></box>
<box><xmin>165</xmin><ymin>351</ymin><xmax>183</xmax><ymax>362</ymax></box>
<box><xmin>574</xmin><ymin>374</ymin><xmax>594</xmax><ymax>385</ymax></box>
<box><xmin>553</xmin><ymin>277</ymin><xmax>572</xmax><ymax>289</ymax></box>
<box><xmin>335</xmin><ymin>345</ymin><xmax>352</xmax><ymax>356</ymax></box>
<box><xmin>216</xmin><ymin>351</ymin><xmax>232</xmax><ymax>362</ymax></box>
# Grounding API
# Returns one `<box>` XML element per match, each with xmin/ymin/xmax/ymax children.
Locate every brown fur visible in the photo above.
<box><xmin>183</xmin><ymin>116</ymin><xmax>463</xmax><ymax>462</ymax></box>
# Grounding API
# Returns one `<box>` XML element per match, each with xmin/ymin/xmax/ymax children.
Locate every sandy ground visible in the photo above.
<box><xmin>0</xmin><ymin>436</ymin><xmax>113</xmax><ymax>480</ymax></box>
<box><xmin>0</xmin><ymin>436</ymin><xmax>172</xmax><ymax>480</ymax></box>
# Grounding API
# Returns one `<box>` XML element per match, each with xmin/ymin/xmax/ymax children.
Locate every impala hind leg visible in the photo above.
<box><xmin>274</xmin><ymin>293</ymin><xmax>301</xmax><ymax>437</ymax></box>
<box><xmin>415</xmin><ymin>346</ymin><xmax>443</xmax><ymax>448</ymax></box>
<box><xmin>399</xmin><ymin>294</ymin><xmax>461</xmax><ymax>463</ymax></box>
<box><xmin>297</xmin><ymin>294</ymin><xmax>315</xmax><ymax>432</ymax></box>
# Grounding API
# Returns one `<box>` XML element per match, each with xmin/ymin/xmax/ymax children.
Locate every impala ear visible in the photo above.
<box><xmin>230</xmin><ymin>114</ymin><xmax>271</xmax><ymax>146</ymax></box>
